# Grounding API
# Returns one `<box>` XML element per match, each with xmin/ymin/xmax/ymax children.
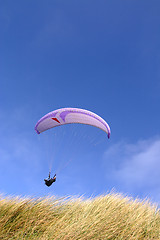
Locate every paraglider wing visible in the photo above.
<box><xmin>35</xmin><ymin>108</ymin><xmax>111</xmax><ymax>138</ymax></box>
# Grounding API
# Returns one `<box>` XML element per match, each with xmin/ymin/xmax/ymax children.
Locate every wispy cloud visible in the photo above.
<box><xmin>103</xmin><ymin>137</ymin><xmax>160</xmax><ymax>203</ymax></box>
<box><xmin>0</xmin><ymin>107</ymin><xmax>45</xmax><ymax>195</ymax></box>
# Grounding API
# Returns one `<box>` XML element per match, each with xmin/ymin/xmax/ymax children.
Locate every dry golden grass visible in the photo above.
<box><xmin>0</xmin><ymin>193</ymin><xmax>160</xmax><ymax>239</ymax></box>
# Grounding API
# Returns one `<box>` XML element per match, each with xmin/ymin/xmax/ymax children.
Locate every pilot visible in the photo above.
<box><xmin>44</xmin><ymin>172</ymin><xmax>56</xmax><ymax>187</ymax></box>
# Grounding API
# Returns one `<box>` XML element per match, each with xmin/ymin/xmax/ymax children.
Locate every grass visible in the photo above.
<box><xmin>0</xmin><ymin>193</ymin><xmax>160</xmax><ymax>239</ymax></box>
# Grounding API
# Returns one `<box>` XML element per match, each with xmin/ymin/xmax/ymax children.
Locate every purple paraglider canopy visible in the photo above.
<box><xmin>35</xmin><ymin>108</ymin><xmax>111</xmax><ymax>138</ymax></box>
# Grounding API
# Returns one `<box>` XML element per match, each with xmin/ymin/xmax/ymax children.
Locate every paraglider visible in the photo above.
<box><xmin>35</xmin><ymin>107</ymin><xmax>111</xmax><ymax>187</ymax></box>
<box><xmin>35</xmin><ymin>107</ymin><xmax>111</xmax><ymax>138</ymax></box>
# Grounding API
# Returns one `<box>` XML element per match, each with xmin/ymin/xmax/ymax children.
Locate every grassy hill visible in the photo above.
<box><xmin>0</xmin><ymin>193</ymin><xmax>160</xmax><ymax>239</ymax></box>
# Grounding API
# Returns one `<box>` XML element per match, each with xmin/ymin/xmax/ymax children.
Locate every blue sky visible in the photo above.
<box><xmin>0</xmin><ymin>0</ymin><xmax>160</xmax><ymax>204</ymax></box>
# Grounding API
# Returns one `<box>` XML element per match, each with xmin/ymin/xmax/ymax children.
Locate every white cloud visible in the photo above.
<box><xmin>103</xmin><ymin>137</ymin><xmax>160</xmax><ymax>202</ymax></box>
<box><xmin>0</xmin><ymin>107</ymin><xmax>46</xmax><ymax>195</ymax></box>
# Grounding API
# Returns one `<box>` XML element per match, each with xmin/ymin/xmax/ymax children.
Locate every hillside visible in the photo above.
<box><xmin>0</xmin><ymin>193</ymin><xmax>160</xmax><ymax>239</ymax></box>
